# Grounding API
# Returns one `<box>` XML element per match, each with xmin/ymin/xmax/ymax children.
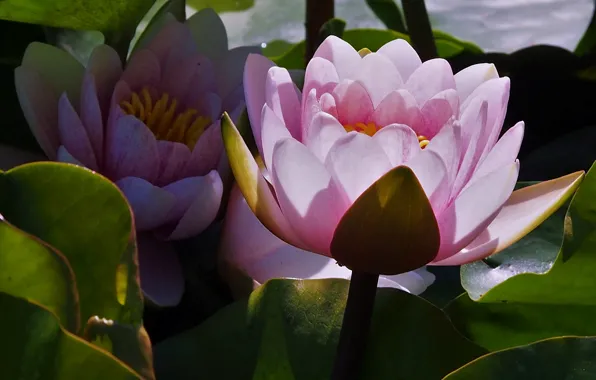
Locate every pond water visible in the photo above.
<box><xmin>188</xmin><ymin>0</ymin><xmax>594</xmax><ymax>53</ymax></box>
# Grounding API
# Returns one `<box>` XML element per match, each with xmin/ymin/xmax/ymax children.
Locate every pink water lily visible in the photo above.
<box><xmin>220</xmin><ymin>184</ymin><xmax>436</xmax><ymax>297</ymax></box>
<box><xmin>15</xmin><ymin>8</ymin><xmax>260</xmax><ymax>305</ymax></box>
<box><xmin>223</xmin><ymin>35</ymin><xmax>583</xmax><ymax>275</ymax></box>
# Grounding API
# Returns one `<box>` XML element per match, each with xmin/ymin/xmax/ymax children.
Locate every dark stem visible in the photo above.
<box><xmin>331</xmin><ymin>271</ymin><xmax>379</xmax><ymax>380</ymax></box>
<box><xmin>402</xmin><ymin>0</ymin><xmax>438</xmax><ymax>61</ymax></box>
<box><xmin>305</xmin><ymin>0</ymin><xmax>335</xmax><ymax>64</ymax></box>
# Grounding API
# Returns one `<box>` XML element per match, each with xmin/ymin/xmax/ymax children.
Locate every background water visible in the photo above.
<box><xmin>187</xmin><ymin>0</ymin><xmax>594</xmax><ymax>53</ymax></box>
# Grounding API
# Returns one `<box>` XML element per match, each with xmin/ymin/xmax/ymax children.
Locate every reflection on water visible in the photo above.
<box><xmin>187</xmin><ymin>0</ymin><xmax>593</xmax><ymax>53</ymax></box>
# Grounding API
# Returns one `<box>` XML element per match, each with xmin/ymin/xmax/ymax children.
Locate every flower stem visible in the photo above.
<box><xmin>331</xmin><ymin>271</ymin><xmax>379</xmax><ymax>380</ymax></box>
<box><xmin>305</xmin><ymin>0</ymin><xmax>334</xmax><ymax>64</ymax></box>
<box><xmin>402</xmin><ymin>0</ymin><xmax>438</xmax><ymax>61</ymax></box>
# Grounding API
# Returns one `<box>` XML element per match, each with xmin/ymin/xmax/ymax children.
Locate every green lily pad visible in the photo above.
<box><xmin>0</xmin><ymin>0</ymin><xmax>154</xmax><ymax>37</ymax></box>
<box><xmin>445</xmin><ymin>163</ymin><xmax>596</xmax><ymax>351</ymax></box>
<box><xmin>0</xmin><ymin>292</ymin><xmax>140</xmax><ymax>379</ymax></box>
<box><xmin>0</xmin><ymin>162</ymin><xmax>143</xmax><ymax>331</ymax></box>
<box><xmin>0</xmin><ymin>218</ymin><xmax>79</xmax><ymax>332</ymax></box>
<box><xmin>272</xmin><ymin>28</ymin><xmax>481</xmax><ymax>70</ymax></box>
<box><xmin>444</xmin><ymin>336</ymin><xmax>596</xmax><ymax>379</ymax></box>
<box><xmin>85</xmin><ymin>317</ymin><xmax>155</xmax><ymax>380</ymax></box>
<box><xmin>331</xmin><ymin>165</ymin><xmax>440</xmax><ymax>275</ymax></box>
<box><xmin>187</xmin><ymin>0</ymin><xmax>254</xmax><ymax>13</ymax></box>
<box><xmin>153</xmin><ymin>278</ymin><xmax>486</xmax><ymax>379</ymax></box>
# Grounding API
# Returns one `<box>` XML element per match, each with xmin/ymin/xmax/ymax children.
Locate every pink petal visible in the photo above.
<box><xmin>80</xmin><ymin>73</ymin><xmax>104</xmax><ymax>165</ymax></box>
<box><xmin>370</xmin><ymin>89</ymin><xmax>422</xmax><ymax>130</ymax></box>
<box><xmin>155</xmin><ymin>141</ymin><xmax>192</xmax><ymax>186</ymax></box>
<box><xmin>160</xmin><ymin>53</ymin><xmax>203</xmax><ymax>102</ymax></box>
<box><xmin>184</xmin><ymin>121</ymin><xmax>222</xmax><ymax>177</ymax></box>
<box><xmin>303</xmin><ymin>57</ymin><xmax>340</xmax><ymax>105</ymax></box>
<box><xmin>223</xmin><ymin>116</ymin><xmax>306</xmax><ymax>249</ymax></box>
<box><xmin>222</xmin><ymin>185</ymin><xmax>434</xmax><ymax>294</ymax></box>
<box><xmin>405</xmin><ymin>58</ymin><xmax>456</xmax><ymax>105</ymax></box>
<box><xmin>302</xmin><ymin>88</ymin><xmax>322</xmax><ymax>141</ymax></box>
<box><xmin>379</xmin><ymin>267</ymin><xmax>436</xmax><ymax>294</ymax></box>
<box><xmin>304</xmin><ymin>111</ymin><xmax>347</xmax><ymax>162</ymax></box>
<box><xmin>372</xmin><ymin>123</ymin><xmax>421</xmax><ymax>166</ymax></box>
<box><xmin>243</xmin><ymin>54</ymin><xmax>276</xmax><ymax>156</ymax></box>
<box><xmin>196</xmin><ymin>92</ymin><xmax>222</xmax><ymax>122</ymax></box>
<box><xmin>137</xmin><ymin>232</ymin><xmax>184</xmax><ymax>307</ymax></box>
<box><xmin>376</xmin><ymin>38</ymin><xmax>422</xmax><ymax>81</ymax></box>
<box><xmin>313</xmin><ymin>36</ymin><xmax>361</xmax><ymax>80</ymax></box>
<box><xmin>86</xmin><ymin>44</ymin><xmax>123</xmax><ymax>116</ymax></box>
<box><xmin>469</xmin><ymin>121</ymin><xmax>525</xmax><ymax>186</ymax></box>
<box><xmin>425</xmin><ymin>123</ymin><xmax>461</xmax><ymax>189</ymax></box>
<box><xmin>265</xmin><ymin>66</ymin><xmax>302</xmax><ymax>140</ymax></box>
<box><xmin>324</xmin><ymin>132</ymin><xmax>392</xmax><ymax>203</ymax></box>
<box><xmin>319</xmin><ymin>93</ymin><xmax>338</xmax><ymax>119</ymax></box>
<box><xmin>105</xmin><ymin>115</ymin><xmax>159</xmax><ymax>182</ymax></box>
<box><xmin>131</xmin><ymin>13</ymin><xmax>176</xmax><ymax>53</ymax></box>
<box><xmin>58</xmin><ymin>93</ymin><xmax>98</xmax><ymax>170</ymax></box>
<box><xmin>433</xmin><ymin>162</ymin><xmax>519</xmax><ymax>263</ymax></box>
<box><xmin>433</xmin><ymin>171</ymin><xmax>583</xmax><ymax>266</ymax></box>
<box><xmin>462</xmin><ymin>77</ymin><xmax>510</xmax><ymax>161</ymax></box>
<box><xmin>183</xmin><ymin>56</ymin><xmax>218</xmax><ymax>106</ymax></box>
<box><xmin>186</xmin><ymin>8</ymin><xmax>228</xmax><ymax>62</ymax></box>
<box><xmin>57</xmin><ymin>145</ymin><xmax>83</xmax><ymax>166</ymax></box>
<box><xmin>106</xmin><ymin>80</ymin><xmax>132</xmax><ymax>138</ymax></box>
<box><xmin>121</xmin><ymin>49</ymin><xmax>161</xmax><ymax>91</ymax></box>
<box><xmin>14</xmin><ymin>66</ymin><xmax>59</xmax><ymax>159</ymax></box>
<box><xmin>351</xmin><ymin>52</ymin><xmax>404</xmax><ymax>107</ymax></box>
<box><xmin>221</xmin><ymin>84</ymin><xmax>244</xmax><ymax>115</ymax></box>
<box><xmin>451</xmin><ymin>98</ymin><xmax>489</xmax><ymax>199</ymax></box>
<box><xmin>332</xmin><ymin>80</ymin><xmax>374</xmax><ymax>125</ymax></box>
<box><xmin>116</xmin><ymin>176</ymin><xmax>177</xmax><ymax>231</ymax></box>
<box><xmin>419</xmin><ymin>88</ymin><xmax>459</xmax><ymax>138</ymax></box>
<box><xmin>146</xmin><ymin>20</ymin><xmax>196</xmax><ymax>64</ymax></box>
<box><xmin>271</xmin><ymin>138</ymin><xmax>349</xmax><ymax>255</ymax></box>
<box><xmin>163</xmin><ymin>171</ymin><xmax>224</xmax><ymax>240</ymax></box>
<box><xmin>455</xmin><ymin>63</ymin><xmax>499</xmax><ymax>103</ymax></box>
<box><xmin>261</xmin><ymin>105</ymin><xmax>292</xmax><ymax>170</ymax></box>
<box><xmin>406</xmin><ymin>149</ymin><xmax>449</xmax><ymax>214</ymax></box>
<box><xmin>216</xmin><ymin>46</ymin><xmax>262</xmax><ymax>102</ymax></box>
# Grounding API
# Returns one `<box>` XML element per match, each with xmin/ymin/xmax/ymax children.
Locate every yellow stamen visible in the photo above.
<box><xmin>141</xmin><ymin>87</ymin><xmax>153</xmax><ymax>115</ymax></box>
<box><xmin>343</xmin><ymin>122</ymin><xmax>380</xmax><ymax>136</ymax></box>
<box><xmin>131</xmin><ymin>93</ymin><xmax>144</xmax><ymax>121</ymax></box>
<box><xmin>119</xmin><ymin>86</ymin><xmax>212</xmax><ymax>150</ymax></box>
<box><xmin>342</xmin><ymin>121</ymin><xmax>432</xmax><ymax>149</ymax></box>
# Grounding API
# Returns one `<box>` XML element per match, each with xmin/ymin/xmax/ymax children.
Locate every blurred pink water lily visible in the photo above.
<box><xmin>223</xmin><ymin>35</ymin><xmax>584</xmax><ymax>275</ymax></box>
<box><xmin>220</xmin><ymin>185</ymin><xmax>436</xmax><ymax>297</ymax></box>
<box><xmin>15</xmin><ymin>8</ymin><xmax>260</xmax><ymax>306</ymax></box>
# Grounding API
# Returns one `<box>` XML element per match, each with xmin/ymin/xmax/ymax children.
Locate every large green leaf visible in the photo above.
<box><xmin>444</xmin><ymin>336</ymin><xmax>596</xmax><ymax>379</ymax></box>
<box><xmin>187</xmin><ymin>0</ymin><xmax>254</xmax><ymax>13</ymax></box>
<box><xmin>85</xmin><ymin>318</ymin><xmax>155</xmax><ymax>380</ymax></box>
<box><xmin>272</xmin><ymin>28</ymin><xmax>482</xmax><ymax>70</ymax></box>
<box><xmin>153</xmin><ymin>279</ymin><xmax>486</xmax><ymax>379</ymax></box>
<box><xmin>331</xmin><ymin>166</ymin><xmax>440</xmax><ymax>275</ymax></box>
<box><xmin>445</xmin><ymin>163</ymin><xmax>596</xmax><ymax>351</ymax></box>
<box><xmin>0</xmin><ymin>0</ymin><xmax>154</xmax><ymax>37</ymax></box>
<box><xmin>0</xmin><ymin>162</ymin><xmax>143</xmax><ymax>330</ymax></box>
<box><xmin>0</xmin><ymin>219</ymin><xmax>79</xmax><ymax>332</ymax></box>
<box><xmin>0</xmin><ymin>293</ymin><xmax>140</xmax><ymax>379</ymax></box>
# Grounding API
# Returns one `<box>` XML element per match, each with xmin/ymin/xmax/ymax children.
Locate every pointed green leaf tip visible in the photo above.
<box><xmin>331</xmin><ymin>166</ymin><xmax>440</xmax><ymax>275</ymax></box>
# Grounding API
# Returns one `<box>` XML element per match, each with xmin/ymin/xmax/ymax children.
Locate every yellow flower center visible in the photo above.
<box><xmin>120</xmin><ymin>86</ymin><xmax>211</xmax><ymax>150</ymax></box>
<box><xmin>343</xmin><ymin>122</ymin><xmax>430</xmax><ymax>149</ymax></box>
